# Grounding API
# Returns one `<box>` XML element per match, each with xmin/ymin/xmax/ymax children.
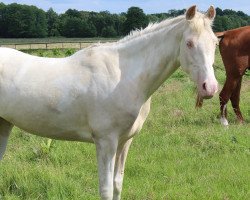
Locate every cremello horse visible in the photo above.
<box><xmin>0</xmin><ymin>5</ymin><xmax>218</xmax><ymax>200</ymax></box>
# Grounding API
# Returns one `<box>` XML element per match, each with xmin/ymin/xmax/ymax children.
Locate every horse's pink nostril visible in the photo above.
<box><xmin>202</xmin><ymin>82</ymin><xmax>207</xmax><ymax>91</ymax></box>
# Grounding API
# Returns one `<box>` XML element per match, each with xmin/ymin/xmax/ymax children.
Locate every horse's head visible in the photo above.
<box><xmin>180</xmin><ymin>5</ymin><xmax>218</xmax><ymax>100</ymax></box>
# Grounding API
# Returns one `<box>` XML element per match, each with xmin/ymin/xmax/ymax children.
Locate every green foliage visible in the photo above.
<box><xmin>61</xmin><ymin>17</ymin><xmax>86</xmax><ymax>37</ymax></box>
<box><xmin>89</xmin><ymin>11</ymin><xmax>118</xmax><ymax>37</ymax></box>
<box><xmin>32</xmin><ymin>139</ymin><xmax>53</xmax><ymax>160</ymax></box>
<box><xmin>213</xmin><ymin>8</ymin><xmax>250</xmax><ymax>32</ymax></box>
<box><xmin>101</xmin><ymin>26</ymin><xmax>117</xmax><ymax>37</ymax></box>
<box><xmin>65</xmin><ymin>49</ymin><xmax>75</xmax><ymax>56</ymax></box>
<box><xmin>0</xmin><ymin>3</ymin><xmax>47</xmax><ymax>38</ymax></box>
<box><xmin>46</xmin><ymin>8</ymin><xmax>60</xmax><ymax>37</ymax></box>
<box><xmin>22</xmin><ymin>49</ymin><xmax>76</xmax><ymax>57</ymax></box>
<box><xmin>0</xmin><ymin>3</ymin><xmax>249</xmax><ymax>38</ymax></box>
<box><xmin>123</xmin><ymin>7</ymin><xmax>149</xmax><ymax>34</ymax></box>
<box><xmin>58</xmin><ymin>12</ymin><xmax>97</xmax><ymax>37</ymax></box>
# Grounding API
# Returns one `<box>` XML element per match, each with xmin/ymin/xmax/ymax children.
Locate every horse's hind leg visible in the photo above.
<box><xmin>230</xmin><ymin>76</ymin><xmax>244</xmax><ymax>123</ymax></box>
<box><xmin>219</xmin><ymin>76</ymin><xmax>241</xmax><ymax>126</ymax></box>
<box><xmin>0</xmin><ymin>118</ymin><xmax>13</xmax><ymax>160</ymax></box>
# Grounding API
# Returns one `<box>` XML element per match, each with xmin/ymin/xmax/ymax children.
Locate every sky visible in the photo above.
<box><xmin>1</xmin><ymin>0</ymin><xmax>250</xmax><ymax>15</ymax></box>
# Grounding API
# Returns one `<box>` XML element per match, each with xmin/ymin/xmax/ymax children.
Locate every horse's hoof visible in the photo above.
<box><xmin>220</xmin><ymin>117</ymin><xmax>229</xmax><ymax>126</ymax></box>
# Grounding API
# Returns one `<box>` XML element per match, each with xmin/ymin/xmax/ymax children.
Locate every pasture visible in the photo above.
<box><xmin>0</xmin><ymin>38</ymin><xmax>118</xmax><ymax>45</ymax></box>
<box><xmin>0</xmin><ymin>38</ymin><xmax>118</xmax><ymax>50</ymax></box>
<box><xmin>0</xmin><ymin>48</ymin><xmax>249</xmax><ymax>200</ymax></box>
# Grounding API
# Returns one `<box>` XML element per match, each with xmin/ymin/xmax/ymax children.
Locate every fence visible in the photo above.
<box><xmin>0</xmin><ymin>40</ymin><xmax>117</xmax><ymax>50</ymax></box>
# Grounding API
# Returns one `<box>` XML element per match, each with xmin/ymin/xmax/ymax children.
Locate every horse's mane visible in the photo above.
<box><xmin>82</xmin><ymin>11</ymin><xmax>213</xmax><ymax>51</ymax></box>
<box><xmin>117</xmin><ymin>11</ymin><xmax>213</xmax><ymax>45</ymax></box>
<box><xmin>118</xmin><ymin>15</ymin><xmax>185</xmax><ymax>44</ymax></box>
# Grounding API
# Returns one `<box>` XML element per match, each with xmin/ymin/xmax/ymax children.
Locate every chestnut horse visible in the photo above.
<box><xmin>216</xmin><ymin>26</ymin><xmax>250</xmax><ymax>126</ymax></box>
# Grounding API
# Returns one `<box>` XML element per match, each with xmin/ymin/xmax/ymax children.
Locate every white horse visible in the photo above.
<box><xmin>0</xmin><ymin>5</ymin><xmax>218</xmax><ymax>200</ymax></box>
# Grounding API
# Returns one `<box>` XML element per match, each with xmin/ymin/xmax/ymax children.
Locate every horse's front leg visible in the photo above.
<box><xmin>94</xmin><ymin>134</ymin><xmax>118</xmax><ymax>200</ymax></box>
<box><xmin>113</xmin><ymin>138</ymin><xmax>133</xmax><ymax>200</ymax></box>
<box><xmin>0</xmin><ymin>118</ymin><xmax>13</xmax><ymax>160</ymax></box>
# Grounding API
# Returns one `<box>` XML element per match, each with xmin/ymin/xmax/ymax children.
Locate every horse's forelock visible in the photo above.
<box><xmin>188</xmin><ymin>12</ymin><xmax>213</xmax><ymax>34</ymax></box>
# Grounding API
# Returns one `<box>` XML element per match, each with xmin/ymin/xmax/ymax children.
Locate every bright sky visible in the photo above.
<box><xmin>2</xmin><ymin>0</ymin><xmax>250</xmax><ymax>14</ymax></box>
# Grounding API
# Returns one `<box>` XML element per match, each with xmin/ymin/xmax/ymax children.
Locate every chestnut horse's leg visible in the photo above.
<box><xmin>0</xmin><ymin>118</ymin><xmax>13</xmax><ymax>160</ymax></box>
<box><xmin>219</xmin><ymin>76</ymin><xmax>241</xmax><ymax>125</ymax></box>
<box><xmin>230</xmin><ymin>76</ymin><xmax>244</xmax><ymax>123</ymax></box>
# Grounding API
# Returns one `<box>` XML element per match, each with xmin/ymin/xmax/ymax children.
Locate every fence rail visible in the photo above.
<box><xmin>0</xmin><ymin>40</ymin><xmax>117</xmax><ymax>50</ymax></box>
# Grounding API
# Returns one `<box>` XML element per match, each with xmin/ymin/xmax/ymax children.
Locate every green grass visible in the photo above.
<box><xmin>0</xmin><ymin>48</ymin><xmax>250</xmax><ymax>200</ymax></box>
<box><xmin>22</xmin><ymin>49</ymin><xmax>77</xmax><ymax>58</ymax></box>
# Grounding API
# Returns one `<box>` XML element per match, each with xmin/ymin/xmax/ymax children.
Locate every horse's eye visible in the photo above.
<box><xmin>186</xmin><ymin>40</ymin><xmax>194</xmax><ymax>49</ymax></box>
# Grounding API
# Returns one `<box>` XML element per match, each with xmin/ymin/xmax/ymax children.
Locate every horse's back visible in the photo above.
<box><xmin>218</xmin><ymin>26</ymin><xmax>250</xmax><ymax>73</ymax></box>
<box><xmin>219</xmin><ymin>26</ymin><xmax>250</xmax><ymax>50</ymax></box>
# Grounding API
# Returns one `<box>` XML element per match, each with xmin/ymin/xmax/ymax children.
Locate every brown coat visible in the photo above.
<box><xmin>217</xmin><ymin>26</ymin><xmax>250</xmax><ymax>123</ymax></box>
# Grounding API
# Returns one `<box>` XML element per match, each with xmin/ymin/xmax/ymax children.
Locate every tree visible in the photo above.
<box><xmin>60</xmin><ymin>16</ymin><xmax>97</xmax><ymax>38</ymax></box>
<box><xmin>1</xmin><ymin>3</ymin><xmax>250</xmax><ymax>38</ymax></box>
<box><xmin>46</xmin><ymin>8</ymin><xmax>60</xmax><ymax>37</ymax></box>
<box><xmin>0</xmin><ymin>3</ymin><xmax>6</xmax><ymax>37</ymax></box>
<box><xmin>215</xmin><ymin>7</ymin><xmax>223</xmax><ymax>16</ymax></box>
<box><xmin>101</xmin><ymin>26</ymin><xmax>117</xmax><ymax>37</ymax></box>
<box><xmin>90</xmin><ymin>11</ymin><xmax>116</xmax><ymax>37</ymax></box>
<box><xmin>123</xmin><ymin>7</ymin><xmax>149</xmax><ymax>34</ymax></box>
<box><xmin>2</xmin><ymin>3</ymin><xmax>34</xmax><ymax>37</ymax></box>
<box><xmin>61</xmin><ymin>17</ymin><xmax>84</xmax><ymax>37</ymax></box>
<box><xmin>32</xmin><ymin>6</ymin><xmax>47</xmax><ymax>37</ymax></box>
<box><xmin>113</xmin><ymin>13</ymin><xmax>126</xmax><ymax>36</ymax></box>
<box><xmin>82</xmin><ymin>20</ymin><xmax>97</xmax><ymax>37</ymax></box>
<box><xmin>65</xmin><ymin>9</ymin><xmax>81</xmax><ymax>18</ymax></box>
<box><xmin>0</xmin><ymin>3</ymin><xmax>47</xmax><ymax>38</ymax></box>
<box><xmin>147</xmin><ymin>14</ymin><xmax>159</xmax><ymax>23</ymax></box>
<box><xmin>168</xmin><ymin>9</ymin><xmax>185</xmax><ymax>17</ymax></box>
<box><xmin>213</xmin><ymin>16</ymin><xmax>224</xmax><ymax>31</ymax></box>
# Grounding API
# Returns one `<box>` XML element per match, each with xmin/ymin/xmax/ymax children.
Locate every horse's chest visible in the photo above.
<box><xmin>98</xmin><ymin>98</ymin><xmax>151</xmax><ymax>138</ymax></box>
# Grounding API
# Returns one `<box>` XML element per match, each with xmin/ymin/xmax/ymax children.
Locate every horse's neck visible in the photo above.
<box><xmin>118</xmin><ymin>20</ymin><xmax>184</xmax><ymax>100</ymax></box>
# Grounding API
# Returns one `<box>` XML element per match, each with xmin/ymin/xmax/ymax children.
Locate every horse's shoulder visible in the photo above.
<box><xmin>74</xmin><ymin>47</ymin><xmax>119</xmax><ymax>74</ymax></box>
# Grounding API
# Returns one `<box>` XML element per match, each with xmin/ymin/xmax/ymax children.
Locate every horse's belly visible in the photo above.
<box><xmin>8</xmin><ymin>115</ymin><xmax>93</xmax><ymax>142</ymax></box>
<box><xmin>29</xmin><ymin>127</ymin><xmax>94</xmax><ymax>142</ymax></box>
<box><xmin>0</xmin><ymin>98</ymin><xmax>94</xmax><ymax>142</ymax></box>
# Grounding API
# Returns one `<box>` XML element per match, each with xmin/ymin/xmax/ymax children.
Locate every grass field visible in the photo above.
<box><xmin>0</xmin><ymin>48</ymin><xmax>250</xmax><ymax>200</ymax></box>
<box><xmin>0</xmin><ymin>38</ymin><xmax>118</xmax><ymax>51</ymax></box>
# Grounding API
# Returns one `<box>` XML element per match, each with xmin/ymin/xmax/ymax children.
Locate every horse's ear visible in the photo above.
<box><xmin>206</xmin><ymin>5</ymin><xmax>216</xmax><ymax>20</ymax></box>
<box><xmin>186</xmin><ymin>5</ymin><xmax>197</xmax><ymax>20</ymax></box>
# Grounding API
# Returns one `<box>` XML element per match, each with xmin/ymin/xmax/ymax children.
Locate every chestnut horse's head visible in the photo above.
<box><xmin>180</xmin><ymin>5</ymin><xmax>218</xmax><ymax>103</ymax></box>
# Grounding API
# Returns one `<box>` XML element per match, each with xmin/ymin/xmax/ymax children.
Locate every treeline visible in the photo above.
<box><xmin>0</xmin><ymin>3</ymin><xmax>249</xmax><ymax>38</ymax></box>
